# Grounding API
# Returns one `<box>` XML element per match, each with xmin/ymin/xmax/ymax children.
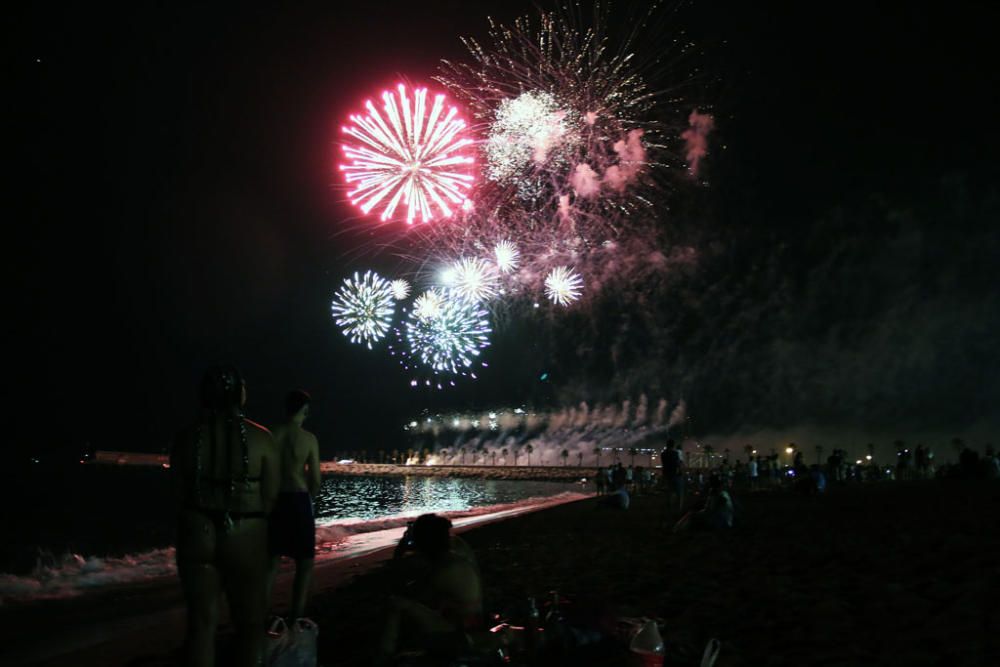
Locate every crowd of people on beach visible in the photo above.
<box><xmin>168</xmin><ymin>366</ymin><xmax>999</xmax><ymax>666</ymax></box>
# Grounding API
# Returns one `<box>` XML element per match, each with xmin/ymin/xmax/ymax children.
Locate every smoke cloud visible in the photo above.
<box><xmin>681</xmin><ymin>110</ymin><xmax>714</xmax><ymax>177</ymax></box>
<box><xmin>570</xmin><ymin>163</ymin><xmax>602</xmax><ymax>197</ymax></box>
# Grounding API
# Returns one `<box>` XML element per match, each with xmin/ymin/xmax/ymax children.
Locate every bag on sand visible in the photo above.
<box><xmin>265</xmin><ymin>616</ymin><xmax>319</xmax><ymax>667</ymax></box>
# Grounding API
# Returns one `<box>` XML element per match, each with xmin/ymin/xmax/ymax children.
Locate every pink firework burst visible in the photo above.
<box><xmin>340</xmin><ymin>84</ymin><xmax>476</xmax><ymax>224</ymax></box>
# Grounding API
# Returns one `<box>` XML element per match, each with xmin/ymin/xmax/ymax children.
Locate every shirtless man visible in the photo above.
<box><xmin>266</xmin><ymin>390</ymin><xmax>322</xmax><ymax>620</ymax></box>
<box><xmin>172</xmin><ymin>366</ymin><xmax>279</xmax><ymax>667</ymax></box>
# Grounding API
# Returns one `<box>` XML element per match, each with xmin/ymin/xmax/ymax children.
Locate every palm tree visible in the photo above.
<box><xmin>628</xmin><ymin>447</ymin><xmax>638</xmax><ymax>466</ymax></box>
<box><xmin>513</xmin><ymin>447</ymin><xmax>520</xmax><ymax>466</ymax></box>
<box><xmin>577</xmin><ymin>452</ymin><xmax>583</xmax><ymax>467</ymax></box>
<box><xmin>744</xmin><ymin>444</ymin><xmax>754</xmax><ymax>461</ymax></box>
<box><xmin>391</xmin><ymin>449</ymin><xmax>400</xmax><ymax>464</ymax></box>
<box><xmin>593</xmin><ymin>447</ymin><xmax>602</xmax><ymax>467</ymax></box>
<box><xmin>501</xmin><ymin>448</ymin><xmax>509</xmax><ymax>465</ymax></box>
<box><xmin>460</xmin><ymin>447</ymin><xmax>467</xmax><ymax>465</ymax></box>
<box><xmin>406</xmin><ymin>448</ymin><xmax>414</xmax><ymax>463</ymax></box>
<box><xmin>421</xmin><ymin>448</ymin><xmax>431</xmax><ymax>464</ymax></box>
<box><xmin>723</xmin><ymin>448</ymin><xmax>731</xmax><ymax>463</ymax></box>
<box><xmin>440</xmin><ymin>449</ymin><xmax>448</xmax><ymax>464</ymax></box>
<box><xmin>561</xmin><ymin>449</ymin><xmax>569</xmax><ymax>466</ymax></box>
<box><xmin>491</xmin><ymin>450</ymin><xmax>497</xmax><ymax>466</ymax></box>
<box><xmin>377</xmin><ymin>449</ymin><xmax>385</xmax><ymax>464</ymax></box>
<box><xmin>815</xmin><ymin>445</ymin><xmax>824</xmax><ymax>465</ymax></box>
<box><xmin>525</xmin><ymin>444</ymin><xmax>534</xmax><ymax>466</ymax></box>
<box><xmin>704</xmin><ymin>445</ymin><xmax>715</xmax><ymax>467</ymax></box>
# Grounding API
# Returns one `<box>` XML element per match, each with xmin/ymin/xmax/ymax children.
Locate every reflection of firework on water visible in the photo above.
<box><xmin>339</xmin><ymin>84</ymin><xmax>476</xmax><ymax>224</ymax></box>
<box><xmin>544</xmin><ymin>266</ymin><xmax>583</xmax><ymax>306</ymax></box>
<box><xmin>405</xmin><ymin>290</ymin><xmax>492</xmax><ymax>375</ymax></box>
<box><xmin>493</xmin><ymin>240</ymin><xmax>520</xmax><ymax>273</ymax></box>
<box><xmin>330</xmin><ymin>271</ymin><xmax>396</xmax><ymax>348</ymax></box>
<box><xmin>390</xmin><ymin>279</ymin><xmax>411</xmax><ymax>300</ymax></box>
<box><xmin>448</xmin><ymin>257</ymin><xmax>500</xmax><ymax>302</ymax></box>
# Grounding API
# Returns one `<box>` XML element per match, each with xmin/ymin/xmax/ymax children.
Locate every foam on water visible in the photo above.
<box><xmin>0</xmin><ymin>491</ymin><xmax>589</xmax><ymax>605</ymax></box>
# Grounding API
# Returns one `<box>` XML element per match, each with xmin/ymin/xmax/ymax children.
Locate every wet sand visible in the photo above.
<box><xmin>5</xmin><ymin>480</ymin><xmax>998</xmax><ymax>665</ymax></box>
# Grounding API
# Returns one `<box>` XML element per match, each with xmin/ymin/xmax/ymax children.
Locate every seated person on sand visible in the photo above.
<box><xmin>673</xmin><ymin>474</ymin><xmax>734</xmax><ymax>533</ymax></box>
<box><xmin>378</xmin><ymin>514</ymin><xmax>487</xmax><ymax>664</ymax></box>
<box><xmin>601</xmin><ymin>484</ymin><xmax>630</xmax><ymax>510</ymax></box>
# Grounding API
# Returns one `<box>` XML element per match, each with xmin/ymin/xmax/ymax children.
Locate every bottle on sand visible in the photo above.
<box><xmin>629</xmin><ymin>618</ymin><xmax>665</xmax><ymax>667</ymax></box>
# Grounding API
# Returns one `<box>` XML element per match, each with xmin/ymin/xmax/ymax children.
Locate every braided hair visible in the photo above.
<box><xmin>194</xmin><ymin>365</ymin><xmax>250</xmax><ymax>513</ymax></box>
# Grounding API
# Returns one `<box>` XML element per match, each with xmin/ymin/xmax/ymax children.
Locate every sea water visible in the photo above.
<box><xmin>0</xmin><ymin>464</ymin><xmax>586</xmax><ymax>602</ymax></box>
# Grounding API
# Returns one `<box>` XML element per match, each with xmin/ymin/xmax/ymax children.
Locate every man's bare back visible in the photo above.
<box><xmin>271</xmin><ymin>422</ymin><xmax>321</xmax><ymax>495</ymax></box>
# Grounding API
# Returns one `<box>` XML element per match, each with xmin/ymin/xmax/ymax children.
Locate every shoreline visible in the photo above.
<box><xmin>1</xmin><ymin>492</ymin><xmax>590</xmax><ymax>666</ymax></box>
<box><xmin>320</xmin><ymin>462</ymin><xmax>599</xmax><ymax>481</ymax></box>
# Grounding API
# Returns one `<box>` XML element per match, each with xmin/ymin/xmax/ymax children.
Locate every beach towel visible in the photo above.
<box><xmin>265</xmin><ymin>616</ymin><xmax>318</xmax><ymax>667</ymax></box>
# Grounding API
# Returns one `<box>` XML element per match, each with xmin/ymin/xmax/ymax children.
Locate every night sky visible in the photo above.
<box><xmin>11</xmin><ymin>1</ymin><xmax>999</xmax><ymax>461</ymax></box>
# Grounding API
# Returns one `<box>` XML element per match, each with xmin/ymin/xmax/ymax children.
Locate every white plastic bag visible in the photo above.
<box><xmin>265</xmin><ymin>617</ymin><xmax>319</xmax><ymax>667</ymax></box>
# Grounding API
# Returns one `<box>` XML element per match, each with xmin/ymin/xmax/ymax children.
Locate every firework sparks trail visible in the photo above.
<box><xmin>330</xmin><ymin>271</ymin><xmax>396</xmax><ymax>348</ymax></box>
<box><xmin>544</xmin><ymin>265</ymin><xmax>583</xmax><ymax>305</ymax></box>
<box><xmin>412</xmin><ymin>5</ymin><xmax>702</xmax><ymax>304</ymax></box>
<box><xmin>340</xmin><ymin>84</ymin><xmax>476</xmax><ymax>224</ymax></box>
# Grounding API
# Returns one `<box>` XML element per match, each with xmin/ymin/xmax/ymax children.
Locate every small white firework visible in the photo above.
<box><xmin>390</xmin><ymin>279</ymin><xmax>411</xmax><ymax>301</ymax></box>
<box><xmin>330</xmin><ymin>271</ymin><xmax>396</xmax><ymax>348</ymax></box>
<box><xmin>450</xmin><ymin>257</ymin><xmax>500</xmax><ymax>302</ymax></box>
<box><xmin>493</xmin><ymin>240</ymin><xmax>520</xmax><ymax>274</ymax></box>
<box><xmin>413</xmin><ymin>289</ymin><xmax>444</xmax><ymax>320</ymax></box>
<box><xmin>544</xmin><ymin>266</ymin><xmax>583</xmax><ymax>306</ymax></box>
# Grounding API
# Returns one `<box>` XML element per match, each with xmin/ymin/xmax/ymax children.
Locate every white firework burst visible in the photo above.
<box><xmin>330</xmin><ymin>271</ymin><xmax>396</xmax><ymax>348</ymax></box>
<box><xmin>493</xmin><ymin>240</ymin><xmax>520</xmax><ymax>273</ymax></box>
<box><xmin>484</xmin><ymin>91</ymin><xmax>579</xmax><ymax>192</ymax></box>
<box><xmin>405</xmin><ymin>291</ymin><xmax>492</xmax><ymax>374</ymax></box>
<box><xmin>544</xmin><ymin>266</ymin><xmax>583</xmax><ymax>306</ymax></box>
<box><xmin>390</xmin><ymin>279</ymin><xmax>411</xmax><ymax>300</ymax></box>
<box><xmin>412</xmin><ymin>289</ymin><xmax>444</xmax><ymax>320</ymax></box>
<box><xmin>449</xmin><ymin>257</ymin><xmax>500</xmax><ymax>302</ymax></box>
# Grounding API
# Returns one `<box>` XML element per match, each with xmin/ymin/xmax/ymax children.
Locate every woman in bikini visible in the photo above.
<box><xmin>171</xmin><ymin>366</ymin><xmax>279</xmax><ymax>667</ymax></box>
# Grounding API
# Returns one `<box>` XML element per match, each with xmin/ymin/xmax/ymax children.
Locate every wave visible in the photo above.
<box><xmin>0</xmin><ymin>491</ymin><xmax>589</xmax><ymax>605</ymax></box>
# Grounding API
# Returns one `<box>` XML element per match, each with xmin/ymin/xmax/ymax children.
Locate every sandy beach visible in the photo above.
<box><xmin>4</xmin><ymin>479</ymin><xmax>997</xmax><ymax>666</ymax></box>
<box><xmin>311</xmin><ymin>479</ymin><xmax>999</xmax><ymax>666</ymax></box>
